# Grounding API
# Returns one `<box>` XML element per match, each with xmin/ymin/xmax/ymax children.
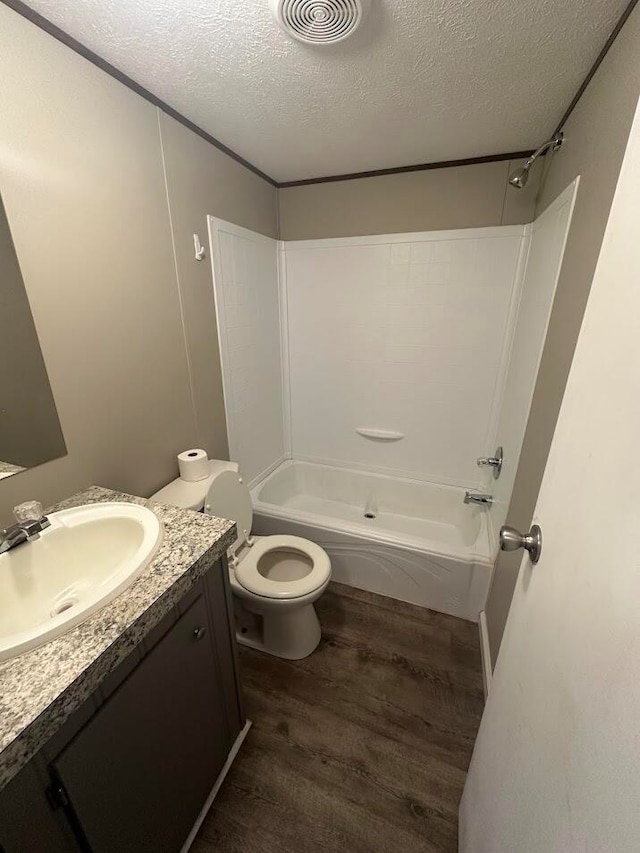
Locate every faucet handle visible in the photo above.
<box><xmin>14</xmin><ymin>501</ymin><xmax>45</xmax><ymax>523</ymax></box>
<box><xmin>476</xmin><ymin>446</ymin><xmax>503</xmax><ymax>479</ymax></box>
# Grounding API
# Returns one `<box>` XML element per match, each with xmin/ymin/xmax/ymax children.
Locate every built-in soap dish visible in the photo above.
<box><xmin>355</xmin><ymin>428</ymin><xmax>404</xmax><ymax>442</ymax></box>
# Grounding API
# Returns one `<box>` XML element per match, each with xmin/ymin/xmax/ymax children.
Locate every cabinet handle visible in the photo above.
<box><xmin>193</xmin><ymin>626</ymin><xmax>207</xmax><ymax>641</ymax></box>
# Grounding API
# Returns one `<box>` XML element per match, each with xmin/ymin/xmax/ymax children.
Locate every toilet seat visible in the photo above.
<box><xmin>234</xmin><ymin>535</ymin><xmax>331</xmax><ymax>600</ymax></box>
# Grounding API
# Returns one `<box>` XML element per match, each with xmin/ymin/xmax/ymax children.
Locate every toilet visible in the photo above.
<box><xmin>151</xmin><ymin>461</ymin><xmax>331</xmax><ymax>660</ymax></box>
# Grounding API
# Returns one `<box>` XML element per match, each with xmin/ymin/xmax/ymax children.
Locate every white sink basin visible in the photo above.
<box><xmin>0</xmin><ymin>502</ymin><xmax>163</xmax><ymax>661</ymax></box>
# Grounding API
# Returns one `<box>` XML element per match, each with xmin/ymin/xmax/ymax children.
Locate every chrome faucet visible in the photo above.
<box><xmin>464</xmin><ymin>491</ymin><xmax>493</xmax><ymax>507</ymax></box>
<box><xmin>0</xmin><ymin>502</ymin><xmax>50</xmax><ymax>555</ymax></box>
<box><xmin>476</xmin><ymin>446</ymin><xmax>503</xmax><ymax>479</ymax></box>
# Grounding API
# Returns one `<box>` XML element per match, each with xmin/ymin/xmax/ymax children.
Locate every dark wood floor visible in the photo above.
<box><xmin>192</xmin><ymin>582</ymin><xmax>484</xmax><ymax>853</ymax></box>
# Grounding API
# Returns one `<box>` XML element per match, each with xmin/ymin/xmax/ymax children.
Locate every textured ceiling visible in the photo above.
<box><xmin>18</xmin><ymin>0</ymin><xmax>629</xmax><ymax>182</ymax></box>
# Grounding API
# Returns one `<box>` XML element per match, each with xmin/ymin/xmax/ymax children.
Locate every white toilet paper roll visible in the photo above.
<box><xmin>178</xmin><ymin>449</ymin><xmax>209</xmax><ymax>482</ymax></box>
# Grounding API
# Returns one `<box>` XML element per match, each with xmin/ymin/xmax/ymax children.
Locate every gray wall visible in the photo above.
<box><xmin>278</xmin><ymin>157</ymin><xmax>541</xmax><ymax>240</ymax></box>
<box><xmin>0</xmin><ymin>195</ymin><xmax>66</xmax><ymax>469</ymax></box>
<box><xmin>485</xmin><ymin>2</ymin><xmax>640</xmax><ymax>663</ymax></box>
<box><xmin>0</xmin><ymin>4</ymin><xmax>277</xmax><ymax>524</ymax></box>
<box><xmin>158</xmin><ymin>112</ymin><xmax>277</xmax><ymax>458</ymax></box>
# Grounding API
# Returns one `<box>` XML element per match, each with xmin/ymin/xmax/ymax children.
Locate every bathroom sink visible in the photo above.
<box><xmin>0</xmin><ymin>502</ymin><xmax>163</xmax><ymax>662</ymax></box>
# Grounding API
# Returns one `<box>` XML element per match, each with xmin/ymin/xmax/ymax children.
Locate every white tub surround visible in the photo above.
<box><xmin>281</xmin><ymin>226</ymin><xmax>528</xmax><ymax>489</ymax></box>
<box><xmin>209</xmin><ymin>219</ymin><xmax>532</xmax><ymax>486</ymax></box>
<box><xmin>209</xmin><ymin>206</ymin><xmax>577</xmax><ymax>621</ymax></box>
<box><xmin>208</xmin><ymin>220</ymin><xmax>285</xmax><ymax>485</ymax></box>
<box><xmin>251</xmin><ymin>460</ymin><xmax>491</xmax><ymax>621</ymax></box>
<box><xmin>482</xmin><ymin>179</ymin><xmax>579</xmax><ymax>543</ymax></box>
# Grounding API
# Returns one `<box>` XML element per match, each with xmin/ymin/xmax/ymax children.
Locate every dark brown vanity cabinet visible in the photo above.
<box><xmin>0</xmin><ymin>558</ymin><xmax>244</xmax><ymax>853</ymax></box>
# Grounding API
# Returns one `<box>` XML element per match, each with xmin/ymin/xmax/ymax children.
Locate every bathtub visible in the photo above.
<box><xmin>251</xmin><ymin>460</ymin><xmax>493</xmax><ymax>622</ymax></box>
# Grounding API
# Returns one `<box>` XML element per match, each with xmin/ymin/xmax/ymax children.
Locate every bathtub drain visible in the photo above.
<box><xmin>364</xmin><ymin>512</ymin><xmax>376</xmax><ymax>520</ymax></box>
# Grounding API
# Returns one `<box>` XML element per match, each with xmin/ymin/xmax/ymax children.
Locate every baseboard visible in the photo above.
<box><xmin>478</xmin><ymin>610</ymin><xmax>492</xmax><ymax>700</ymax></box>
<box><xmin>181</xmin><ymin>719</ymin><xmax>252</xmax><ymax>851</ymax></box>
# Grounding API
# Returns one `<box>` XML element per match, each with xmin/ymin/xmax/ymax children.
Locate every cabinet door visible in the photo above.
<box><xmin>0</xmin><ymin>760</ymin><xmax>78</xmax><ymax>853</ymax></box>
<box><xmin>53</xmin><ymin>594</ymin><xmax>230</xmax><ymax>853</ymax></box>
<box><xmin>203</xmin><ymin>555</ymin><xmax>244</xmax><ymax>739</ymax></box>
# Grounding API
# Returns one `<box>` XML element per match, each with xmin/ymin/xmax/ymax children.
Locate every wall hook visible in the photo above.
<box><xmin>193</xmin><ymin>234</ymin><xmax>206</xmax><ymax>261</ymax></box>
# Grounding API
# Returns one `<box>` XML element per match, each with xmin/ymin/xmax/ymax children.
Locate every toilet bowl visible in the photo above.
<box><xmin>229</xmin><ymin>534</ymin><xmax>331</xmax><ymax>659</ymax></box>
<box><xmin>152</xmin><ymin>461</ymin><xmax>331</xmax><ymax>660</ymax></box>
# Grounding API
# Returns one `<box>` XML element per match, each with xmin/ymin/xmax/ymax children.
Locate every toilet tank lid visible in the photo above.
<box><xmin>150</xmin><ymin>460</ymin><xmax>238</xmax><ymax>511</ymax></box>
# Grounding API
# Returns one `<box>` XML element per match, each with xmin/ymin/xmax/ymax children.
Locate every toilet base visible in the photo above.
<box><xmin>234</xmin><ymin>600</ymin><xmax>322</xmax><ymax>660</ymax></box>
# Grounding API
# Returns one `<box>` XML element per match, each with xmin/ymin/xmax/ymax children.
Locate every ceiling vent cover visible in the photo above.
<box><xmin>270</xmin><ymin>0</ymin><xmax>370</xmax><ymax>45</ymax></box>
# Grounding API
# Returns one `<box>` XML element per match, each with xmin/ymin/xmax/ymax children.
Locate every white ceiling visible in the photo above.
<box><xmin>20</xmin><ymin>0</ymin><xmax>628</xmax><ymax>183</ymax></box>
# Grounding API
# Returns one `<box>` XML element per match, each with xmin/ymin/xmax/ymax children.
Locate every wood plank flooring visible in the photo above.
<box><xmin>192</xmin><ymin>582</ymin><xmax>485</xmax><ymax>853</ymax></box>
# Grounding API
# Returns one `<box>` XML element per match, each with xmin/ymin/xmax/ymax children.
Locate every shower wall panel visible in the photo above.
<box><xmin>485</xmin><ymin>180</ymin><xmax>579</xmax><ymax>548</ymax></box>
<box><xmin>208</xmin><ymin>218</ymin><xmax>286</xmax><ymax>485</ymax></box>
<box><xmin>283</xmin><ymin>227</ymin><xmax>528</xmax><ymax>489</ymax></box>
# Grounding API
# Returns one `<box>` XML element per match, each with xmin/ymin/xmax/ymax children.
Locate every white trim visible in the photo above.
<box><xmin>478</xmin><ymin>610</ymin><xmax>492</xmax><ymax>699</ymax></box>
<box><xmin>181</xmin><ymin>719</ymin><xmax>252</xmax><ymax>852</ymax></box>
<box><xmin>285</xmin><ymin>223</ymin><xmax>526</xmax><ymax>250</ymax></box>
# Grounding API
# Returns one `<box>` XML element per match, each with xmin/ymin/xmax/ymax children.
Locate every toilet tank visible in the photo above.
<box><xmin>150</xmin><ymin>460</ymin><xmax>238</xmax><ymax>511</ymax></box>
